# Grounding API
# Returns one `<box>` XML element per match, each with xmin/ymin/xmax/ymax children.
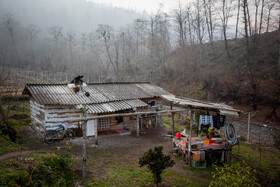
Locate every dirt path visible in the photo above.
<box><xmin>0</xmin><ymin>150</ymin><xmax>46</xmax><ymax>162</ymax></box>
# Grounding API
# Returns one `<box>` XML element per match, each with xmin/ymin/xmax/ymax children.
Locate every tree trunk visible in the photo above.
<box><xmin>266</xmin><ymin>6</ymin><xmax>273</xmax><ymax>32</ymax></box>
<box><xmin>223</xmin><ymin>26</ymin><xmax>230</xmax><ymax>58</ymax></box>
<box><xmin>259</xmin><ymin>0</ymin><xmax>265</xmax><ymax>34</ymax></box>
<box><xmin>254</xmin><ymin>0</ymin><xmax>260</xmax><ymax>34</ymax></box>
<box><xmin>243</xmin><ymin>0</ymin><xmax>250</xmax><ymax>54</ymax></box>
<box><xmin>246</xmin><ymin>3</ymin><xmax>252</xmax><ymax>36</ymax></box>
<box><xmin>236</xmin><ymin>0</ymin><xmax>241</xmax><ymax>38</ymax></box>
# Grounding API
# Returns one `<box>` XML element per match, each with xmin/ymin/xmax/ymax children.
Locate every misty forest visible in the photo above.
<box><xmin>0</xmin><ymin>0</ymin><xmax>280</xmax><ymax>186</ymax></box>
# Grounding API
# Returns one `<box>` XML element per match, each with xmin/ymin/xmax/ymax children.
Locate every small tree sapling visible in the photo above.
<box><xmin>139</xmin><ymin>146</ymin><xmax>175</xmax><ymax>186</ymax></box>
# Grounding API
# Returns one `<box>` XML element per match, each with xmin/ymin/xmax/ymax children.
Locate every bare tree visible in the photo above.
<box><xmin>259</xmin><ymin>0</ymin><xmax>266</xmax><ymax>34</ymax></box>
<box><xmin>254</xmin><ymin>0</ymin><xmax>261</xmax><ymax>34</ymax></box>
<box><xmin>242</xmin><ymin>0</ymin><xmax>250</xmax><ymax>54</ymax></box>
<box><xmin>247</xmin><ymin>1</ymin><xmax>253</xmax><ymax>36</ymax></box>
<box><xmin>65</xmin><ymin>32</ymin><xmax>76</xmax><ymax>70</ymax></box>
<box><xmin>192</xmin><ymin>0</ymin><xmax>206</xmax><ymax>53</ymax></box>
<box><xmin>219</xmin><ymin>0</ymin><xmax>234</xmax><ymax>58</ymax></box>
<box><xmin>172</xmin><ymin>0</ymin><xmax>187</xmax><ymax>47</ymax></box>
<box><xmin>203</xmin><ymin>0</ymin><xmax>215</xmax><ymax>51</ymax></box>
<box><xmin>236</xmin><ymin>0</ymin><xmax>241</xmax><ymax>38</ymax></box>
<box><xmin>266</xmin><ymin>2</ymin><xmax>275</xmax><ymax>32</ymax></box>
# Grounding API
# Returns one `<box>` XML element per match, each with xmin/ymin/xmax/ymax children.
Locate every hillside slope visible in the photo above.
<box><xmin>159</xmin><ymin>30</ymin><xmax>280</xmax><ymax>123</ymax></box>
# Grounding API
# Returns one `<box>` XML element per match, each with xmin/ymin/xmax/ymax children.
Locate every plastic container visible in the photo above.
<box><xmin>191</xmin><ymin>160</ymin><xmax>206</xmax><ymax>168</ymax></box>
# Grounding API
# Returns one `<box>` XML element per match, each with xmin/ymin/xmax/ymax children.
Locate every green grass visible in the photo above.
<box><xmin>88</xmin><ymin>164</ymin><xmax>206</xmax><ymax>187</ymax></box>
<box><xmin>232</xmin><ymin>142</ymin><xmax>280</xmax><ymax>186</ymax></box>
<box><xmin>0</xmin><ymin>101</ymin><xmax>30</xmax><ymax>155</ymax></box>
<box><xmin>88</xmin><ymin>164</ymin><xmax>154</xmax><ymax>186</ymax></box>
<box><xmin>232</xmin><ymin>142</ymin><xmax>280</xmax><ymax>169</ymax></box>
<box><xmin>0</xmin><ymin>135</ymin><xmax>23</xmax><ymax>155</ymax></box>
<box><xmin>162</xmin><ymin>115</ymin><xmax>187</xmax><ymax>133</ymax></box>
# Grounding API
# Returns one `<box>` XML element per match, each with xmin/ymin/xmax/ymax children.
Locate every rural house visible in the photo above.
<box><xmin>22</xmin><ymin>82</ymin><xmax>170</xmax><ymax>137</ymax></box>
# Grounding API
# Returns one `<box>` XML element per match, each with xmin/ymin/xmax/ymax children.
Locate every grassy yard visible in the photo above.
<box><xmin>232</xmin><ymin>141</ymin><xmax>280</xmax><ymax>186</ymax></box>
<box><xmin>0</xmin><ymin>101</ymin><xmax>30</xmax><ymax>155</ymax></box>
<box><xmin>162</xmin><ymin>114</ymin><xmax>190</xmax><ymax>133</ymax></box>
<box><xmin>86</xmin><ymin>149</ymin><xmax>209</xmax><ymax>187</ymax></box>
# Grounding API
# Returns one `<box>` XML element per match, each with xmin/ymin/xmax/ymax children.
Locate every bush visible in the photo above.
<box><xmin>210</xmin><ymin>162</ymin><xmax>260</xmax><ymax>187</ymax></box>
<box><xmin>30</xmin><ymin>146</ymin><xmax>75</xmax><ymax>186</ymax></box>
<box><xmin>139</xmin><ymin>146</ymin><xmax>175</xmax><ymax>186</ymax></box>
<box><xmin>0</xmin><ymin>146</ymin><xmax>76</xmax><ymax>186</ymax></box>
<box><xmin>0</xmin><ymin>170</ymin><xmax>31</xmax><ymax>186</ymax></box>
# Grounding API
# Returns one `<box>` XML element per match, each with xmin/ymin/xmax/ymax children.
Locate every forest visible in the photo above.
<box><xmin>0</xmin><ymin>0</ymin><xmax>279</xmax><ymax>120</ymax></box>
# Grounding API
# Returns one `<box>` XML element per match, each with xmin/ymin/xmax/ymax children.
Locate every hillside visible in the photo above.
<box><xmin>158</xmin><ymin>30</ymin><xmax>280</xmax><ymax>125</ymax></box>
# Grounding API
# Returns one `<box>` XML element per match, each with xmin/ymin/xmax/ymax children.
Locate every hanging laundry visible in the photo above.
<box><xmin>199</xmin><ymin>115</ymin><xmax>213</xmax><ymax>130</ymax></box>
<box><xmin>213</xmin><ymin>114</ymin><xmax>226</xmax><ymax>129</ymax></box>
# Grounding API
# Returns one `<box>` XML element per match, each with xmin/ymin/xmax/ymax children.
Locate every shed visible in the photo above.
<box><xmin>22</xmin><ymin>82</ymin><xmax>170</xmax><ymax>136</ymax></box>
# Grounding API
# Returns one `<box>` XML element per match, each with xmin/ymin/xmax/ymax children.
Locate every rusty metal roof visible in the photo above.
<box><xmin>162</xmin><ymin>95</ymin><xmax>241</xmax><ymax>116</ymax></box>
<box><xmin>23</xmin><ymin>83</ymin><xmax>169</xmax><ymax>105</ymax></box>
<box><xmin>76</xmin><ymin>99</ymin><xmax>148</xmax><ymax>114</ymax></box>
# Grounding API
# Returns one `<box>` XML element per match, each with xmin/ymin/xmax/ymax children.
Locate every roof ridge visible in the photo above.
<box><xmin>26</xmin><ymin>82</ymin><xmax>151</xmax><ymax>86</ymax></box>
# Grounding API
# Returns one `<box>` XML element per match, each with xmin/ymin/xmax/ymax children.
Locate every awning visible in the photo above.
<box><xmin>162</xmin><ymin>95</ymin><xmax>241</xmax><ymax>116</ymax></box>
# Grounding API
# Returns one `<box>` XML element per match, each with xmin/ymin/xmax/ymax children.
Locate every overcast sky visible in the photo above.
<box><xmin>87</xmin><ymin>0</ymin><xmax>178</xmax><ymax>13</ymax></box>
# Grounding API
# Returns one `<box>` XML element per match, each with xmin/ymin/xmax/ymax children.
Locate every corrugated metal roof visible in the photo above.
<box><xmin>76</xmin><ymin>99</ymin><xmax>148</xmax><ymax>114</ymax></box>
<box><xmin>23</xmin><ymin>83</ymin><xmax>169</xmax><ymax>105</ymax></box>
<box><xmin>162</xmin><ymin>95</ymin><xmax>241</xmax><ymax>116</ymax></box>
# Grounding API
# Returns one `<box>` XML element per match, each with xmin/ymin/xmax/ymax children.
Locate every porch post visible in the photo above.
<box><xmin>82</xmin><ymin>106</ymin><xmax>87</xmax><ymax>187</ymax></box>
<box><xmin>137</xmin><ymin>115</ymin><xmax>140</xmax><ymax>138</ymax></box>
<box><xmin>95</xmin><ymin>120</ymin><xmax>98</xmax><ymax>145</ymax></box>
<box><xmin>171</xmin><ymin>103</ymin><xmax>175</xmax><ymax>137</ymax></box>
<box><xmin>188</xmin><ymin>110</ymin><xmax>194</xmax><ymax>166</ymax></box>
<box><xmin>82</xmin><ymin>121</ymin><xmax>87</xmax><ymax>187</ymax></box>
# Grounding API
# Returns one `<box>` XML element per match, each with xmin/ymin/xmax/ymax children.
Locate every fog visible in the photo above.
<box><xmin>0</xmin><ymin>0</ymin><xmax>147</xmax><ymax>36</ymax></box>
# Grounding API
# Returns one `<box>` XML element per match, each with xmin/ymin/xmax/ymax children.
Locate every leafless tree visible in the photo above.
<box><xmin>236</xmin><ymin>0</ymin><xmax>241</xmax><ymax>38</ymax></box>
<box><xmin>65</xmin><ymin>32</ymin><xmax>76</xmax><ymax>70</ymax></box>
<box><xmin>203</xmin><ymin>0</ymin><xmax>215</xmax><ymax>51</ymax></box>
<box><xmin>172</xmin><ymin>0</ymin><xmax>187</xmax><ymax>47</ymax></box>
<box><xmin>254</xmin><ymin>0</ymin><xmax>261</xmax><ymax>34</ymax></box>
<box><xmin>219</xmin><ymin>0</ymin><xmax>234</xmax><ymax>58</ymax></box>
<box><xmin>266</xmin><ymin>2</ymin><xmax>275</xmax><ymax>32</ymax></box>
<box><xmin>259</xmin><ymin>0</ymin><xmax>266</xmax><ymax>34</ymax></box>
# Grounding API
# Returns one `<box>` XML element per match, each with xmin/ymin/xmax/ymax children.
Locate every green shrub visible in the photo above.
<box><xmin>210</xmin><ymin>162</ymin><xmax>260</xmax><ymax>187</ymax></box>
<box><xmin>0</xmin><ymin>146</ymin><xmax>76</xmax><ymax>187</ymax></box>
<box><xmin>139</xmin><ymin>146</ymin><xmax>175</xmax><ymax>186</ymax></box>
<box><xmin>0</xmin><ymin>170</ymin><xmax>31</xmax><ymax>186</ymax></box>
<box><xmin>30</xmin><ymin>146</ymin><xmax>75</xmax><ymax>186</ymax></box>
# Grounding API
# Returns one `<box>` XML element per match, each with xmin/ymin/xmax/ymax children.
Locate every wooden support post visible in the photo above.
<box><xmin>137</xmin><ymin>115</ymin><xmax>140</xmax><ymax>138</ymax></box>
<box><xmin>170</xmin><ymin>103</ymin><xmax>175</xmax><ymax>137</ymax></box>
<box><xmin>188</xmin><ymin>110</ymin><xmax>194</xmax><ymax>166</ymax></box>
<box><xmin>82</xmin><ymin>121</ymin><xmax>87</xmax><ymax>187</ymax></box>
<box><xmin>95</xmin><ymin>120</ymin><xmax>98</xmax><ymax>145</ymax></box>
<box><xmin>247</xmin><ymin>112</ymin><xmax>250</xmax><ymax>143</ymax></box>
<box><xmin>82</xmin><ymin>106</ymin><xmax>87</xmax><ymax>187</ymax></box>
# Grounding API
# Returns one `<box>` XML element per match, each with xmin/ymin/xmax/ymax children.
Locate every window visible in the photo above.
<box><xmin>97</xmin><ymin>118</ymin><xmax>110</xmax><ymax>131</ymax></box>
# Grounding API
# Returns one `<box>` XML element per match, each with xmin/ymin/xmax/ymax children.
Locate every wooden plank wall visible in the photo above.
<box><xmin>30</xmin><ymin>98</ymin><xmax>45</xmax><ymax>133</ymax></box>
<box><xmin>44</xmin><ymin>105</ymin><xmax>83</xmax><ymax>129</ymax></box>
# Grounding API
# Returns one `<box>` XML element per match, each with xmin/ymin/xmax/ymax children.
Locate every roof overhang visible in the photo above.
<box><xmin>161</xmin><ymin>95</ymin><xmax>241</xmax><ymax>116</ymax></box>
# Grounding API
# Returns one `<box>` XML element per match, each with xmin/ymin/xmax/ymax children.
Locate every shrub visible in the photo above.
<box><xmin>1</xmin><ymin>146</ymin><xmax>76</xmax><ymax>186</ymax></box>
<box><xmin>139</xmin><ymin>146</ymin><xmax>175</xmax><ymax>186</ymax></box>
<box><xmin>0</xmin><ymin>170</ymin><xmax>31</xmax><ymax>186</ymax></box>
<box><xmin>30</xmin><ymin>146</ymin><xmax>75</xmax><ymax>186</ymax></box>
<box><xmin>210</xmin><ymin>162</ymin><xmax>260</xmax><ymax>187</ymax></box>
